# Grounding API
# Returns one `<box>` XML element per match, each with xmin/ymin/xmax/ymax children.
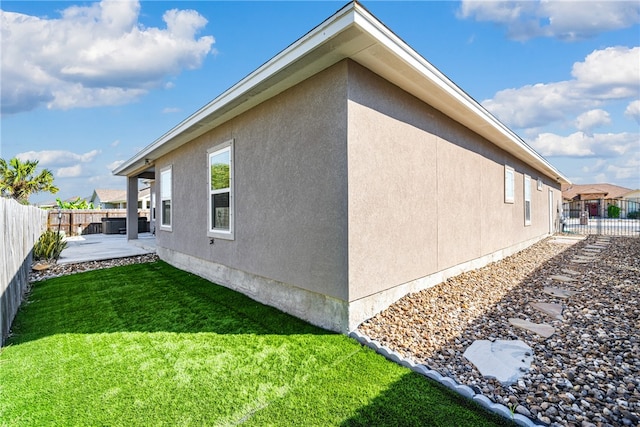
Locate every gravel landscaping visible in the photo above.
<box><xmin>29</xmin><ymin>254</ymin><xmax>159</xmax><ymax>283</ymax></box>
<box><xmin>29</xmin><ymin>236</ymin><xmax>639</xmax><ymax>426</ymax></box>
<box><xmin>359</xmin><ymin>236</ymin><xmax>639</xmax><ymax>426</ymax></box>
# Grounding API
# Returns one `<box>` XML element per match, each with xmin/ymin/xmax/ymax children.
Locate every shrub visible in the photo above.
<box><xmin>628</xmin><ymin>211</ymin><xmax>640</xmax><ymax>219</ymax></box>
<box><xmin>56</xmin><ymin>197</ymin><xmax>94</xmax><ymax>209</ymax></box>
<box><xmin>34</xmin><ymin>230</ymin><xmax>67</xmax><ymax>262</ymax></box>
<box><xmin>607</xmin><ymin>204</ymin><xmax>621</xmax><ymax>219</ymax></box>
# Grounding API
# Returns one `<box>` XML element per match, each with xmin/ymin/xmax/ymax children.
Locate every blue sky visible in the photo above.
<box><xmin>1</xmin><ymin>1</ymin><xmax>639</xmax><ymax>204</ymax></box>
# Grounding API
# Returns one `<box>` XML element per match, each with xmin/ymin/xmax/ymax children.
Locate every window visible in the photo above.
<box><xmin>151</xmin><ymin>190</ymin><xmax>156</xmax><ymax>222</ymax></box>
<box><xmin>524</xmin><ymin>174</ymin><xmax>531</xmax><ymax>226</ymax></box>
<box><xmin>208</xmin><ymin>140</ymin><xmax>234</xmax><ymax>239</ymax></box>
<box><xmin>537</xmin><ymin>178</ymin><xmax>543</xmax><ymax>191</ymax></box>
<box><xmin>504</xmin><ymin>166</ymin><xmax>515</xmax><ymax>203</ymax></box>
<box><xmin>160</xmin><ymin>166</ymin><xmax>172</xmax><ymax>229</ymax></box>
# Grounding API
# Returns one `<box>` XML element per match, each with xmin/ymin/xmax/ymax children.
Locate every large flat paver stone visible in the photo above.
<box><xmin>570</xmin><ymin>259</ymin><xmax>591</xmax><ymax>264</ymax></box>
<box><xmin>573</xmin><ymin>254</ymin><xmax>597</xmax><ymax>259</ymax></box>
<box><xmin>530</xmin><ymin>302</ymin><xmax>564</xmax><ymax>320</ymax></box>
<box><xmin>549</xmin><ymin>275</ymin><xmax>577</xmax><ymax>283</ymax></box>
<box><xmin>550</xmin><ymin>237</ymin><xmax>583</xmax><ymax>245</ymax></box>
<box><xmin>543</xmin><ymin>286</ymin><xmax>577</xmax><ymax>299</ymax></box>
<box><xmin>509</xmin><ymin>318</ymin><xmax>555</xmax><ymax>338</ymax></box>
<box><xmin>463</xmin><ymin>340</ymin><xmax>533</xmax><ymax>385</ymax></box>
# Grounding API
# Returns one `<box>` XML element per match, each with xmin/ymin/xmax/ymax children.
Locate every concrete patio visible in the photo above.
<box><xmin>58</xmin><ymin>233</ymin><xmax>156</xmax><ymax>264</ymax></box>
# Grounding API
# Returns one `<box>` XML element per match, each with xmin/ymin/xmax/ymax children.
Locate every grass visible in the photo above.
<box><xmin>0</xmin><ymin>261</ymin><xmax>512</xmax><ymax>426</ymax></box>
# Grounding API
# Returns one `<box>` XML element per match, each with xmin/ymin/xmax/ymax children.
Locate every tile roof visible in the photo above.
<box><xmin>92</xmin><ymin>189</ymin><xmax>127</xmax><ymax>203</ymax></box>
<box><xmin>561</xmin><ymin>183</ymin><xmax>634</xmax><ymax>200</ymax></box>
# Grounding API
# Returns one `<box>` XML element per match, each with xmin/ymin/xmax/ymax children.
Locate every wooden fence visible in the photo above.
<box><xmin>47</xmin><ymin>209</ymin><xmax>150</xmax><ymax>236</ymax></box>
<box><xmin>1</xmin><ymin>198</ymin><xmax>47</xmax><ymax>345</ymax></box>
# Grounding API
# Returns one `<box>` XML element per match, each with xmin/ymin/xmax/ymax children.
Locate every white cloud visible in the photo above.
<box><xmin>580</xmin><ymin>159</ymin><xmax>608</xmax><ymax>175</ymax></box>
<box><xmin>0</xmin><ymin>0</ymin><xmax>214</xmax><ymax>114</ymax></box>
<box><xmin>625</xmin><ymin>100</ymin><xmax>640</xmax><ymax>123</ymax></box>
<box><xmin>482</xmin><ymin>47</ymin><xmax>640</xmax><ymax>129</ymax></box>
<box><xmin>162</xmin><ymin>107</ymin><xmax>181</xmax><ymax>114</ymax></box>
<box><xmin>612</xmin><ymin>152</ymin><xmax>640</xmax><ymax>181</ymax></box>
<box><xmin>88</xmin><ymin>173</ymin><xmax>125</xmax><ymax>188</ymax></box>
<box><xmin>107</xmin><ymin>160</ymin><xmax>125</xmax><ymax>171</ymax></box>
<box><xmin>458</xmin><ymin>0</ymin><xmax>640</xmax><ymax>41</ymax></box>
<box><xmin>57</xmin><ymin>164</ymin><xmax>84</xmax><ymax>178</ymax></box>
<box><xmin>533</xmin><ymin>132</ymin><xmax>595</xmax><ymax>156</ymax></box>
<box><xmin>16</xmin><ymin>149</ymin><xmax>101</xmax><ymax>167</ymax></box>
<box><xmin>578</xmin><ymin>152</ymin><xmax>640</xmax><ymax>185</ymax></box>
<box><xmin>608</xmin><ymin>151</ymin><xmax>640</xmax><ymax>181</ymax></box>
<box><xmin>574</xmin><ymin>109</ymin><xmax>611</xmax><ymax>133</ymax></box>
<box><xmin>110</xmin><ymin>140</ymin><xmax>120</xmax><ymax>148</ymax></box>
<box><xmin>531</xmin><ymin>131</ymin><xmax>638</xmax><ymax>157</ymax></box>
<box><xmin>483</xmin><ymin>81</ymin><xmax>579</xmax><ymax>128</ymax></box>
<box><xmin>572</xmin><ymin>47</ymin><xmax>640</xmax><ymax>98</ymax></box>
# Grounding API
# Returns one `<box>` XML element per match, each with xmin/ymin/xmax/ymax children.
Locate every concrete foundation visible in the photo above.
<box><xmin>159</xmin><ymin>234</ymin><xmax>548</xmax><ymax>333</ymax></box>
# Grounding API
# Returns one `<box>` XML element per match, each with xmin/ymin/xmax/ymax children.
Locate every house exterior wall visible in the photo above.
<box><xmin>345</xmin><ymin>61</ymin><xmax>561</xmax><ymax>311</ymax></box>
<box><xmin>152</xmin><ymin>59</ymin><xmax>562</xmax><ymax>333</ymax></box>
<box><xmin>154</xmin><ymin>61</ymin><xmax>351</xmax><ymax>331</ymax></box>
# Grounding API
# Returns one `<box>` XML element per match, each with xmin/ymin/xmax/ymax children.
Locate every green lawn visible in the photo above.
<box><xmin>1</xmin><ymin>261</ymin><xmax>511</xmax><ymax>426</ymax></box>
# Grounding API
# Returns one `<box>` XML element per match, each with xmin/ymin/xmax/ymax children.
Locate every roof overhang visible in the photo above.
<box><xmin>114</xmin><ymin>2</ymin><xmax>570</xmax><ymax>185</ymax></box>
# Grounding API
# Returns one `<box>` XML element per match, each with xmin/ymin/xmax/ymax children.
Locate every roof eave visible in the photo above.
<box><xmin>114</xmin><ymin>2</ymin><xmax>570</xmax><ymax>186</ymax></box>
<box><xmin>114</xmin><ymin>3</ymin><xmax>361</xmax><ymax>177</ymax></box>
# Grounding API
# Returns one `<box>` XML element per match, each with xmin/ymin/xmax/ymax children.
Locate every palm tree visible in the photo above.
<box><xmin>0</xmin><ymin>157</ymin><xmax>59</xmax><ymax>204</ymax></box>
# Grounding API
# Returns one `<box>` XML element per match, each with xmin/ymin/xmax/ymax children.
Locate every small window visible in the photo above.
<box><xmin>160</xmin><ymin>166</ymin><xmax>172</xmax><ymax>229</ymax></box>
<box><xmin>151</xmin><ymin>191</ymin><xmax>156</xmax><ymax>222</ymax></box>
<box><xmin>208</xmin><ymin>140</ymin><xmax>234</xmax><ymax>240</ymax></box>
<box><xmin>524</xmin><ymin>174</ymin><xmax>532</xmax><ymax>226</ymax></box>
<box><xmin>505</xmin><ymin>166</ymin><xmax>515</xmax><ymax>204</ymax></box>
<box><xmin>537</xmin><ymin>178</ymin><xmax>543</xmax><ymax>191</ymax></box>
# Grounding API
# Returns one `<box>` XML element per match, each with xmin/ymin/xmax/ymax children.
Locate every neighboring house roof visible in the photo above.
<box><xmin>36</xmin><ymin>200</ymin><xmax>59</xmax><ymax>208</ymax></box>
<box><xmin>91</xmin><ymin>188</ymin><xmax>151</xmax><ymax>204</ymax></box>
<box><xmin>113</xmin><ymin>2</ymin><xmax>570</xmax><ymax>185</ymax></box>
<box><xmin>562</xmin><ymin>183</ymin><xmax>633</xmax><ymax>201</ymax></box>
<box><xmin>139</xmin><ymin>187</ymin><xmax>151</xmax><ymax>199</ymax></box>
<box><xmin>623</xmin><ymin>189</ymin><xmax>640</xmax><ymax>199</ymax></box>
<box><xmin>91</xmin><ymin>189</ymin><xmax>127</xmax><ymax>204</ymax></box>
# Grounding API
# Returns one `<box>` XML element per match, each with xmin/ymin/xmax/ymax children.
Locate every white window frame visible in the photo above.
<box><xmin>504</xmin><ymin>166</ymin><xmax>515</xmax><ymax>204</ymax></box>
<box><xmin>524</xmin><ymin>174</ymin><xmax>532</xmax><ymax>226</ymax></box>
<box><xmin>207</xmin><ymin>139</ymin><xmax>234</xmax><ymax>240</ymax></box>
<box><xmin>537</xmin><ymin>178</ymin><xmax>543</xmax><ymax>191</ymax></box>
<box><xmin>160</xmin><ymin>166</ymin><xmax>172</xmax><ymax>230</ymax></box>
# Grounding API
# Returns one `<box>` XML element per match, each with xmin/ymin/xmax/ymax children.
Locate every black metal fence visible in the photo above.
<box><xmin>562</xmin><ymin>198</ymin><xmax>640</xmax><ymax>237</ymax></box>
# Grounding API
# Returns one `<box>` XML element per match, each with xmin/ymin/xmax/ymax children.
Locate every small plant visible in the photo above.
<box><xmin>628</xmin><ymin>211</ymin><xmax>640</xmax><ymax>219</ymax></box>
<box><xmin>508</xmin><ymin>403</ymin><xmax>517</xmax><ymax>419</ymax></box>
<box><xmin>33</xmin><ymin>229</ymin><xmax>67</xmax><ymax>262</ymax></box>
<box><xmin>56</xmin><ymin>197</ymin><xmax>94</xmax><ymax>209</ymax></box>
<box><xmin>607</xmin><ymin>204</ymin><xmax>620</xmax><ymax>219</ymax></box>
